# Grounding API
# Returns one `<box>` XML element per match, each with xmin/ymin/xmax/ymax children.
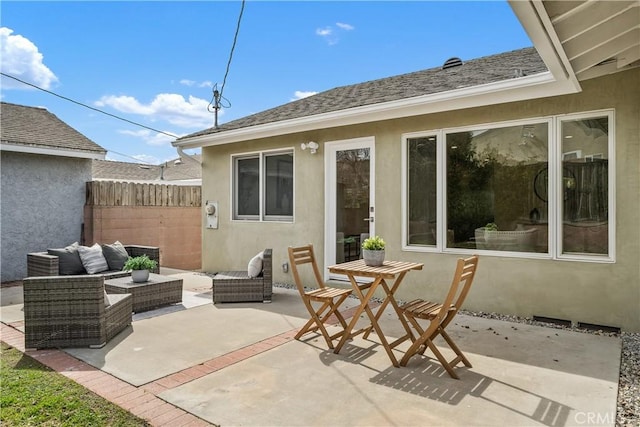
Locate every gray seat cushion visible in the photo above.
<box><xmin>102</xmin><ymin>241</ymin><xmax>129</xmax><ymax>271</ymax></box>
<box><xmin>47</xmin><ymin>242</ymin><xmax>86</xmax><ymax>275</ymax></box>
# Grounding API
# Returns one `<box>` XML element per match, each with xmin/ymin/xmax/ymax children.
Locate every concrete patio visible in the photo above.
<box><xmin>0</xmin><ymin>269</ymin><xmax>621</xmax><ymax>426</ymax></box>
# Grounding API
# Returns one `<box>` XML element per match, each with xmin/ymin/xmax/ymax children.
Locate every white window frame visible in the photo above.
<box><xmin>555</xmin><ymin>110</ymin><xmax>615</xmax><ymax>262</ymax></box>
<box><xmin>231</xmin><ymin>148</ymin><xmax>295</xmax><ymax>223</ymax></box>
<box><xmin>401</xmin><ymin>109</ymin><xmax>615</xmax><ymax>263</ymax></box>
<box><xmin>401</xmin><ymin>131</ymin><xmax>442</xmax><ymax>253</ymax></box>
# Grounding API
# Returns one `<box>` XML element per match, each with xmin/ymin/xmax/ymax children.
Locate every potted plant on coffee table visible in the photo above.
<box><xmin>123</xmin><ymin>255</ymin><xmax>158</xmax><ymax>283</ymax></box>
<box><xmin>361</xmin><ymin>235</ymin><xmax>386</xmax><ymax>267</ymax></box>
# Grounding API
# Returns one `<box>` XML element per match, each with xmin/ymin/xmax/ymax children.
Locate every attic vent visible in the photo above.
<box><xmin>442</xmin><ymin>57</ymin><xmax>463</xmax><ymax>70</ymax></box>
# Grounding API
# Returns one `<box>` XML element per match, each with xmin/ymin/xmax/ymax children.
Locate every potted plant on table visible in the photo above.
<box><xmin>362</xmin><ymin>235</ymin><xmax>386</xmax><ymax>267</ymax></box>
<box><xmin>123</xmin><ymin>255</ymin><xmax>158</xmax><ymax>283</ymax></box>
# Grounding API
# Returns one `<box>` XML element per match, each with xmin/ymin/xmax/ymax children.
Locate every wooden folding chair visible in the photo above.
<box><xmin>288</xmin><ymin>244</ymin><xmax>353</xmax><ymax>349</ymax></box>
<box><xmin>399</xmin><ymin>255</ymin><xmax>479</xmax><ymax>378</ymax></box>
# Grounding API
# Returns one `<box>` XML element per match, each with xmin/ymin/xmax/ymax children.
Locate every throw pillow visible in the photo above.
<box><xmin>102</xmin><ymin>241</ymin><xmax>129</xmax><ymax>271</ymax></box>
<box><xmin>77</xmin><ymin>243</ymin><xmax>110</xmax><ymax>274</ymax></box>
<box><xmin>247</xmin><ymin>251</ymin><xmax>264</xmax><ymax>278</ymax></box>
<box><xmin>47</xmin><ymin>242</ymin><xmax>86</xmax><ymax>275</ymax></box>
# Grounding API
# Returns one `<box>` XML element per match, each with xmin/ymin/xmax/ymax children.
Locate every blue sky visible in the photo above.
<box><xmin>1</xmin><ymin>1</ymin><xmax>532</xmax><ymax>165</ymax></box>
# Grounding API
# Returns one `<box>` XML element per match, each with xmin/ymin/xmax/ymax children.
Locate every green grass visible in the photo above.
<box><xmin>0</xmin><ymin>342</ymin><xmax>150</xmax><ymax>426</ymax></box>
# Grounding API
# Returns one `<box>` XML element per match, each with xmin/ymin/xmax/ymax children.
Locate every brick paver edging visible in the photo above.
<box><xmin>0</xmin><ymin>303</ymin><xmax>371</xmax><ymax>427</ymax></box>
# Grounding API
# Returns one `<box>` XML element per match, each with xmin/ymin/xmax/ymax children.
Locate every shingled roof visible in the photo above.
<box><xmin>178</xmin><ymin>47</ymin><xmax>547</xmax><ymax>141</ymax></box>
<box><xmin>92</xmin><ymin>156</ymin><xmax>201</xmax><ymax>183</ymax></box>
<box><xmin>1</xmin><ymin>102</ymin><xmax>106</xmax><ymax>158</ymax></box>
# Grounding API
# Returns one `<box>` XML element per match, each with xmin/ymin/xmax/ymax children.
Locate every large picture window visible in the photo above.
<box><xmin>446</xmin><ymin>122</ymin><xmax>550</xmax><ymax>254</ymax></box>
<box><xmin>233</xmin><ymin>150</ymin><xmax>293</xmax><ymax>221</ymax></box>
<box><xmin>403</xmin><ymin>110</ymin><xmax>614</xmax><ymax>261</ymax></box>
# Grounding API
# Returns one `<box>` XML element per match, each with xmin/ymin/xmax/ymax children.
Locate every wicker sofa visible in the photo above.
<box><xmin>23</xmin><ymin>275</ymin><xmax>132</xmax><ymax>348</ymax></box>
<box><xmin>27</xmin><ymin>244</ymin><xmax>160</xmax><ymax>279</ymax></box>
<box><xmin>212</xmin><ymin>249</ymin><xmax>273</xmax><ymax>303</ymax></box>
<box><xmin>23</xmin><ymin>244</ymin><xmax>160</xmax><ymax>348</ymax></box>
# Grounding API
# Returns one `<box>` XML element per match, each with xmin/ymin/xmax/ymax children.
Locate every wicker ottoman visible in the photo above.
<box><xmin>105</xmin><ymin>273</ymin><xmax>183</xmax><ymax>312</ymax></box>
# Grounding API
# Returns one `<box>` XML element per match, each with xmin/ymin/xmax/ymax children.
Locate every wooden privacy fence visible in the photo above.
<box><xmin>86</xmin><ymin>181</ymin><xmax>202</xmax><ymax>207</ymax></box>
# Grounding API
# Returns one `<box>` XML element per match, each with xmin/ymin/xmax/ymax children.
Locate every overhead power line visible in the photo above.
<box><xmin>0</xmin><ymin>72</ymin><xmax>203</xmax><ymax>177</ymax></box>
<box><xmin>208</xmin><ymin>0</ymin><xmax>245</xmax><ymax>128</ymax></box>
<box><xmin>1</xmin><ymin>72</ymin><xmax>179</xmax><ymax>139</ymax></box>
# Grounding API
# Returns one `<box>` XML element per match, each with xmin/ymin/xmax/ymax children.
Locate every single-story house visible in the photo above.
<box><xmin>92</xmin><ymin>155</ymin><xmax>202</xmax><ymax>184</ymax></box>
<box><xmin>0</xmin><ymin>102</ymin><xmax>106</xmax><ymax>282</ymax></box>
<box><xmin>173</xmin><ymin>0</ymin><xmax>640</xmax><ymax>331</ymax></box>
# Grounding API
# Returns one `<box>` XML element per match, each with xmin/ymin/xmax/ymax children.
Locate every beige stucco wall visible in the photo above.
<box><xmin>202</xmin><ymin>68</ymin><xmax>640</xmax><ymax>331</ymax></box>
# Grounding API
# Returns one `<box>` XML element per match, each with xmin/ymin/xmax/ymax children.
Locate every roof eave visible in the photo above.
<box><xmin>1</xmin><ymin>142</ymin><xmax>106</xmax><ymax>160</ymax></box>
<box><xmin>174</xmin><ymin>70</ymin><xmax>574</xmax><ymax>149</ymax></box>
<box><xmin>508</xmin><ymin>0</ymin><xmax>581</xmax><ymax>90</ymax></box>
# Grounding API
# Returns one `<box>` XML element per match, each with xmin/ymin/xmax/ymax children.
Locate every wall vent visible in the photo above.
<box><xmin>532</xmin><ymin>315</ymin><xmax>572</xmax><ymax>327</ymax></box>
<box><xmin>442</xmin><ymin>57</ymin><xmax>463</xmax><ymax>70</ymax></box>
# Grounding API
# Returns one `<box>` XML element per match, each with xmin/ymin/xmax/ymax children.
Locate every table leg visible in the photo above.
<box><xmin>360</xmin><ymin>273</ymin><xmax>414</xmax><ymax>358</ymax></box>
<box><xmin>334</xmin><ymin>274</ymin><xmax>405</xmax><ymax>367</ymax></box>
<box><xmin>333</xmin><ymin>274</ymin><xmax>381</xmax><ymax>354</ymax></box>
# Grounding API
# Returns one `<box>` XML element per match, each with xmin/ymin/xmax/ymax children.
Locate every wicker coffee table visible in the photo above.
<box><xmin>105</xmin><ymin>273</ymin><xmax>183</xmax><ymax>313</ymax></box>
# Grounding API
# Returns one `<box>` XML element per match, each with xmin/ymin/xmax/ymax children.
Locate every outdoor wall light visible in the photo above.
<box><xmin>300</xmin><ymin>141</ymin><xmax>319</xmax><ymax>154</ymax></box>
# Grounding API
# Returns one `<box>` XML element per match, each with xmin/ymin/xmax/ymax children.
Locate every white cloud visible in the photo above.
<box><xmin>0</xmin><ymin>27</ymin><xmax>58</xmax><ymax>89</ymax></box>
<box><xmin>291</xmin><ymin>90</ymin><xmax>317</xmax><ymax>101</ymax></box>
<box><xmin>95</xmin><ymin>93</ymin><xmax>217</xmax><ymax>129</ymax></box>
<box><xmin>179</xmin><ymin>79</ymin><xmax>213</xmax><ymax>88</ymax></box>
<box><xmin>316</xmin><ymin>22</ymin><xmax>354</xmax><ymax>45</ymax></box>
<box><xmin>316</xmin><ymin>27</ymin><xmax>332</xmax><ymax>37</ymax></box>
<box><xmin>336</xmin><ymin>22</ymin><xmax>355</xmax><ymax>31</ymax></box>
<box><xmin>132</xmin><ymin>154</ymin><xmax>160</xmax><ymax>165</ymax></box>
<box><xmin>119</xmin><ymin>129</ymin><xmax>175</xmax><ymax>147</ymax></box>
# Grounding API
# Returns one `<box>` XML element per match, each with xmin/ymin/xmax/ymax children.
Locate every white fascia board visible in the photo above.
<box><xmin>509</xmin><ymin>0</ymin><xmax>581</xmax><ymax>90</ymax></box>
<box><xmin>0</xmin><ymin>143</ymin><xmax>106</xmax><ymax>160</ymax></box>
<box><xmin>174</xmin><ymin>71</ymin><xmax>576</xmax><ymax>149</ymax></box>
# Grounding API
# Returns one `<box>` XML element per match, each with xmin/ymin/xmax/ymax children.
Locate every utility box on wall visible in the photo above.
<box><xmin>205</xmin><ymin>201</ymin><xmax>218</xmax><ymax>229</ymax></box>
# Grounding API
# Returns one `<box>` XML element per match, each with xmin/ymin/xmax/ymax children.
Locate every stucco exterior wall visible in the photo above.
<box><xmin>201</xmin><ymin>69</ymin><xmax>640</xmax><ymax>331</ymax></box>
<box><xmin>84</xmin><ymin>206</ymin><xmax>202</xmax><ymax>270</ymax></box>
<box><xmin>1</xmin><ymin>152</ymin><xmax>91</xmax><ymax>282</ymax></box>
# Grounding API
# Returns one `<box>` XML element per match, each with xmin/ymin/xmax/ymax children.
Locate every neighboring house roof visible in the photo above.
<box><xmin>92</xmin><ymin>155</ymin><xmax>202</xmax><ymax>185</ymax></box>
<box><xmin>174</xmin><ymin>0</ymin><xmax>639</xmax><ymax>149</ymax></box>
<box><xmin>0</xmin><ymin>102</ymin><xmax>106</xmax><ymax>160</ymax></box>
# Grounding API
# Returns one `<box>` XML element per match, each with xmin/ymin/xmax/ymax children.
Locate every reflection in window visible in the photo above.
<box><xmin>336</xmin><ymin>148</ymin><xmax>370</xmax><ymax>262</ymax></box>
<box><xmin>265</xmin><ymin>153</ymin><xmax>293</xmax><ymax>218</ymax></box>
<box><xmin>233</xmin><ymin>151</ymin><xmax>294</xmax><ymax>221</ymax></box>
<box><xmin>407</xmin><ymin>136</ymin><xmax>437</xmax><ymax>246</ymax></box>
<box><xmin>235</xmin><ymin>157</ymin><xmax>259</xmax><ymax>218</ymax></box>
<box><xmin>404</xmin><ymin>111</ymin><xmax>613</xmax><ymax>260</ymax></box>
<box><xmin>561</xmin><ymin>117</ymin><xmax>609</xmax><ymax>255</ymax></box>
<box><xmin>446</xmin><ymin>123</ymin><xmax>549</xmax><ymax>253</ymax></box>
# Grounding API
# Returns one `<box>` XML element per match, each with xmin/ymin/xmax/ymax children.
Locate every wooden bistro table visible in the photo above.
<box><xmin>328</xmin><ymin>259</ymin><xmax>423</xmax><ymax>367</ymax></box>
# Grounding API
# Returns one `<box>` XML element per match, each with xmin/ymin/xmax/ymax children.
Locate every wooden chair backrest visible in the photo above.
<box><xmin>434</xmin><ymin>255</ymin><xmax>479</xmax><ymax>329</ymax></box>
<box><xmin>288</xmin><ymin>244</ymin><xmax>325</xmax><ymax>296</ymax></box>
